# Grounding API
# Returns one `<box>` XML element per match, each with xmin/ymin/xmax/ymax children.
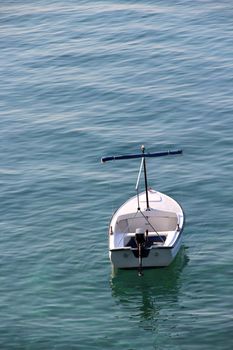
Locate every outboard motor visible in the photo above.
<box><xmin>135</xmin><ymin>228</ymin><xmax>146</xmax><ymax>246</ymax></box>
<box><xmin>135</xmin><ymin>228</ymin><xmax>146</xmax><ymax>276</ymax></box>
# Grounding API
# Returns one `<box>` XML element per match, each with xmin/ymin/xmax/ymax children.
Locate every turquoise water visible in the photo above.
<box><xmin>1</xmin><ymin>1</ymin><xmax>233</xmax><ymax>349</ymax></box>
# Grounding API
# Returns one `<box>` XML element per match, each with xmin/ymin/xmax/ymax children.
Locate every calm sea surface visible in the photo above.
<box><xmin>1</xmin><ymin>1</ymin><xmax>233</xmax><ymax>349</ymax></box>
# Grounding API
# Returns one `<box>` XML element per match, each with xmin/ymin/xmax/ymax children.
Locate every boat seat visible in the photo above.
<box><xmin>117</xmin><ymin>215</ymin><xmax>177</xmax><ymax>233</ymax></box>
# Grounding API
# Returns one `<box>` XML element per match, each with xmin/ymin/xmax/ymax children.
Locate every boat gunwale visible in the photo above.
<box><xmin>110</xmin><ymin>224</ymin><xmax>184</xmax><ymax>251</ymax></box>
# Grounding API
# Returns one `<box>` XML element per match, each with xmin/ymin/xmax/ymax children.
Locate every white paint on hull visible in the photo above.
<box><xmin>109</xmin><ymin>189</ymin><xmax>184</xmax><ymax>269</ymax></box>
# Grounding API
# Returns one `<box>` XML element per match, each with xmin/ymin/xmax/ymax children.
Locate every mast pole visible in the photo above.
<box><xmin>141</xmin><ymin>145</ymin><xmax>150</xmax><ymax>210</ymax></box>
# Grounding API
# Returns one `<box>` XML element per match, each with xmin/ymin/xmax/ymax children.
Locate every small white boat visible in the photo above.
<box><xmin>102</xmin><ymin>146</ymin><xmax>185</xmax><ymax>275</ymax></box>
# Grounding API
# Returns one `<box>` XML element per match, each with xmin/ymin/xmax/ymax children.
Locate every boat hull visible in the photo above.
<box><xmin>110</xmin><ymin>233</ymin><xmax>182</xmax><ymax>269</ymax></box>
<box><xmin>108</xmin><ymin>189</ymin><xmax>184</xmax><ymax>269</ymax></box>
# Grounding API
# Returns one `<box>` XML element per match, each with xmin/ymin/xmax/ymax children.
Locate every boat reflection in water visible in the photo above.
<box><xmin>110</xmin><ymin>246</ymin><xmax>189</xmax><ymax>330</ymax></box>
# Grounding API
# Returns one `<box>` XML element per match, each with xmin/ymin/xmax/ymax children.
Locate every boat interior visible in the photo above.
<box><xmin>113</xmin><ymin>209</ymin><xmax>179</xmax><ymax>248</ymax></box>
<box><xmin>125</xmin><ymin>234</ymin><xmax>167</xmax><ymax>248</ymax></box>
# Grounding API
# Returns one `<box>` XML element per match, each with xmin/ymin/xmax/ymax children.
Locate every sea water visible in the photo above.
<box><xmin>1</xmin><ymin>1</ymin><xmax>233</xmax><ymax>349</ymax></box>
